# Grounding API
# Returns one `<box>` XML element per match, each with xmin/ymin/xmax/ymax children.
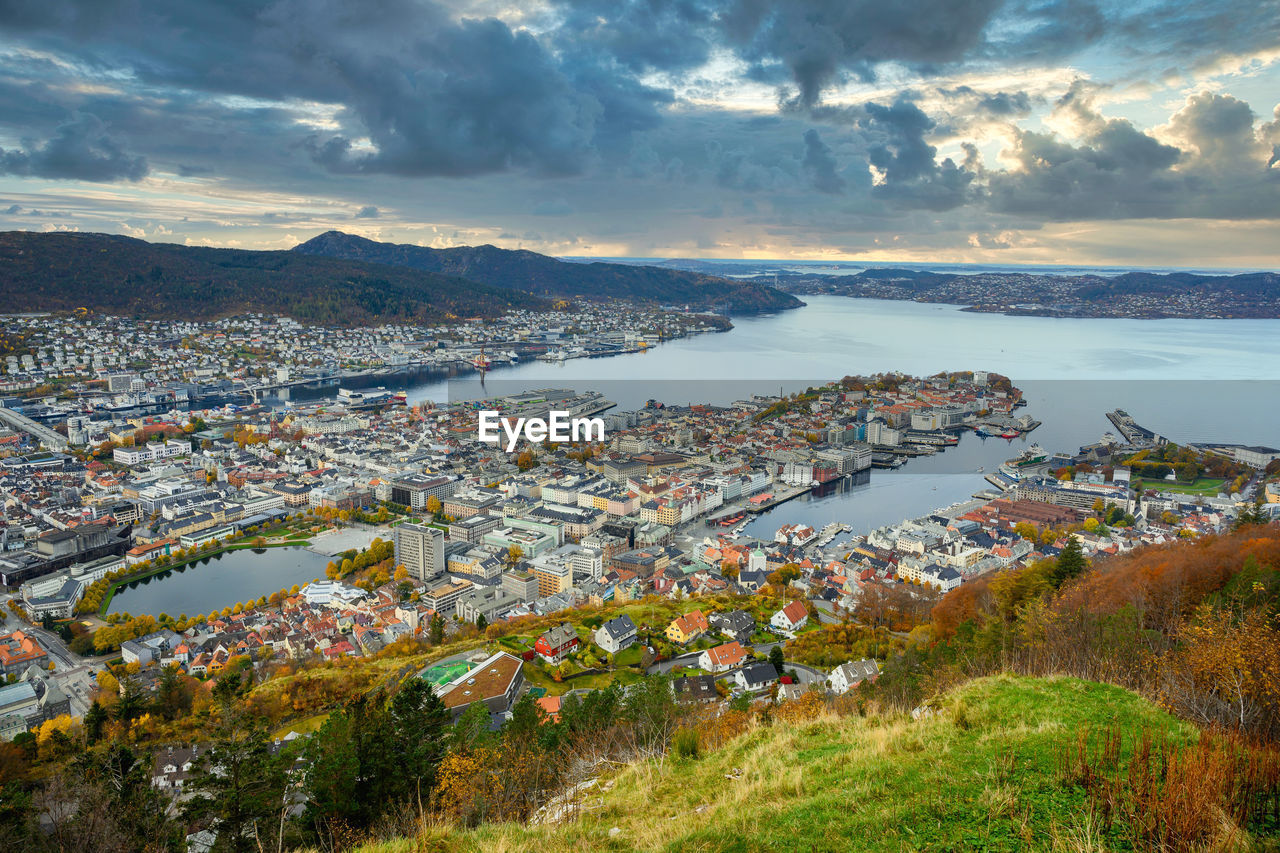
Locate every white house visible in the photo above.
<box><xmin>770</xmin><ymin>600</ymin><xmax>809</xmax><ymax>636</ymax></box>
<box><xmin>830</xmin><ymin>659</ymin><xmax>880</xmax><ymax>694</ymax></box>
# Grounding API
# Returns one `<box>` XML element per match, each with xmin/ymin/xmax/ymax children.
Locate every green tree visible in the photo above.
<box><xmin>1051</xmin><ymin>535</ymin><xmax>1087</xmax><ymax>587</ymax></box>
<box><xmin>182</xmin><ymin>682</ymin><xmax>287</xmax><ymax>853</ymax></box>
<box><xmin>429</xmin><ymin>613</ymin><xmax>445</xmax><ymax>645</ymax></box>
<box><xmin>768</xmin><ymin>644</ymin><xmax>786</xmax><ymax>674</ymax></box>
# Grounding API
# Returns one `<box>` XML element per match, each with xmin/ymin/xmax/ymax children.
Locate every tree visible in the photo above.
<box><xmin>425</xmin><ymin>495</ymin><xmax>442</xmax><ymax>515</ymax></box>
<box><xmin>505</xmin><ymin>545</ymin><xmax>524</xmax><ymax>569</ymax></box>
<box><xmin>183</xmin><ymin>682</ymin><xmax>287</xmax><ymax>853</ymax></box>
<box><xmin>429</xmin><ymin>613</ymin><xmax>445</xmax><ymax>646</ymax></box>
<box><xmin>768</xmin><ymin>644</ymin><xmax>786</xmax><ymax>674</ymax></box>
<box><xmin>476</xmin><ymin>613</ymin><xmax>488</xmax><ymax>632</ymax></box>
<box><xmin>1051</xmin><ymin>535</ymin><xmax>1087</xmax><ymax>588</ymax></box>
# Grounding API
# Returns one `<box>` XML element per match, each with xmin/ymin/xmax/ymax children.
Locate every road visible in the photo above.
<box><xmin>1</xmin><ymin>592</ymin><xmax>106</xmax><ymax>717</ymax></box>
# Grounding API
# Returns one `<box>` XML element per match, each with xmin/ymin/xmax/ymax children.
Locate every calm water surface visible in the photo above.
<box><xmin>107</xmin><ymin>547</ymin><xmax>329</xmax><ymax>619</ymax></box>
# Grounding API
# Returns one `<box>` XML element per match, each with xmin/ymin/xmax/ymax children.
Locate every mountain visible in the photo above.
<box><xmin>292</xmin><ymin>231</ymin><xmax>803</xmax><ymax>314</ymax></box>
<box><xmin>0</xmin><ymin>230</ymin><xmax>548</xmax><ymax>324</ymax></box>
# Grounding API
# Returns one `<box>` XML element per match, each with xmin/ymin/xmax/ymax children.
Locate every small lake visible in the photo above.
<box><xmin>106</xmin><ymin>546</ymin><xmax>329</xmax><ymax>619</ymax></box>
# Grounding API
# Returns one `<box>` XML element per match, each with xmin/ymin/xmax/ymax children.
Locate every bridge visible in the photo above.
<box><xmin>0</xmin><ymin>406</ymin><xmax>69</xmax><ymax>451</ymax></box>
<box><xmin>241</xmin><ymin>371</ymin><xmax>341</xmax><ymax>403</ymax></box>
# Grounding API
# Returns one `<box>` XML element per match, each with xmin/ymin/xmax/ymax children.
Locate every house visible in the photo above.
<box><xmin>770</xmin><ymin>600</ymin><xmax>810</xmax><ymax>636</ymax></box>
<box><xmin>709</xmin><ymin>609</ymin><xmax>755</xmax><ymax>643</ymax></box>
<box><xmin>733</xmin><ymin>662</ymin><xmax>778</xmax><ymax>694</ymax></box>
<box><xmin>672</xmin><ymin>674</ymin><xmax>719</xmax><ymax>703</ymax></box>
<box><xmin>151</xmin><ymin>745</ymin><xmax>201</xmax><ymax>791</ymax></box>
<box><xmin>664</xmin><ymin>609</ymin><xmax>709</xmax><ymax>645</ymax></box>
<box><xmin>698</xmin><ymin>640</ymin><xmax>747</xmax><ymax>673</ymax></box>
<box><xmin>830</xmin><ymin>659</ymin><xmax>880</xmax><ymax>694</ymax></box>
<box><xmin>438</xmin><ymin>651</ymin><xmax>525</xmax><ymax>720</ymax></box>
<box><xmin>534</xmin><ymin>623</ymin><xmax>580</xmax><ymax>664</ymax></box>
<box><xmin>594</xmin><ymin>614</ymin><xmax>638</xmax><ymax>654</ymax></box>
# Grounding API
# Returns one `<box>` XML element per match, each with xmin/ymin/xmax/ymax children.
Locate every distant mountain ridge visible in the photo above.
<box><xmin>0</xmin><ymin>231</ymin><xmax>546</xmax><ymax>325</ymax></box>
<box><xmin>292</xmin><ymin>231</ymin><xmax>802</xmax><ymax>314</ymax></box>
<box><xmin>765</xmin><ymin>265</ymin><xmax>1280</xmax><ymax>318</ymax></box>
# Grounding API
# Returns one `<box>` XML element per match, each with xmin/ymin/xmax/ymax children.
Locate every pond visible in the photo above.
<box><xmin>106</xmin><ymin>546</ymin><xmax>330</xmax><ymax>619</ymax></box>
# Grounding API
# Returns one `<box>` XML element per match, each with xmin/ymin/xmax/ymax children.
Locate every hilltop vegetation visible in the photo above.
<box><xmin>293</xmin><ymin>231</ymin><xmax>803</xmax><ymax>314</ymax></box>
<box><xmin>0</xmin><ymin>231</ymin><xmax>548</xmax><ymax>324</ymax></box>
<box><xmin>358</xmin><ymin>676</ymin><xmax>1198</xmax><ymax>853</ymax></box>
<box><xmin>3</xmin><ymin>528</ymin><xmax>1280</xmax><ymax>852</ymax></box>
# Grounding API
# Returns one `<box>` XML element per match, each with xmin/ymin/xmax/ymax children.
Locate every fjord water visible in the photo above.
<box><xmin>397</xmin><ymin>296</ymin><xmax>1280</xmax><ymax>536</ymax></box>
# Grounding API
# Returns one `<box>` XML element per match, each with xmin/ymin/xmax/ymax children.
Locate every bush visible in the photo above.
<box><xmin>673</xmin><ymin>727</ymin><xmax>700</xmax><ymax>760</ymax></box>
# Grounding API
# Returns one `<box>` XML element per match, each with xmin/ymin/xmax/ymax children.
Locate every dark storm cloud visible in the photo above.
<box><xmin>987</xmin><ymin>88</ymin><xmax>1280</xmax><ymax>220</ymax></box>
<box><xmin>0</xmin><ymin>113</ymin><xmax>147</xmax><ymax>182</ymax></box>
<box><xmin>801</xmin><ymin>129</ymin><xmax>845</xmax><ymax>194</ymax></box>
<box><xmin>549</xmin><ymin>0</ymin><xmax>717</xmax><ymax>73</ymax></box>
<box><xmin>0</xmin><ymin>0</ymin><xmax>636</xmax><ymax>177</ymax></box>
<box><xmin>718</xmin><ymin>0</ymin><xmax>1005</xmax><ymax>106</ymax></box>
<box><xmin>354</xmin><ymin>205</ymin><xmax>380</xmax><ymax>219</ymax></box>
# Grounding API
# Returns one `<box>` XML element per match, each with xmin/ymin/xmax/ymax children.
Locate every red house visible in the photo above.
<box><xmin>534</xmin><ymin>622</ymin><xmax>580</xmax><ymax>664</ymax></box>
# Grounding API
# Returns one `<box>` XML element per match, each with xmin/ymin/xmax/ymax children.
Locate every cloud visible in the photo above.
<box><xmin>720</xmin><ymin>0</ymin><xmax>1005</xmax><ymax>106</ymax></box>
<box><xmin>354</xmin><ymin>205</ymin><xmax>380</xmax><ymax>219</ymax></box>
<box><xmin>987</xmin><ymin>85</ymin><xmax>1280</xmax><ymax>220</ymax></box>
<box><xmin>532</xmin><ymin>198</ymin><xmax>574</xmax><ymax>216</ymax></box>
<box><xmin>801</xmin><ymin>129</ymin><xmax>845</xmax><ymax>193</ymax></box>
<box><xmin>0</xmin><ymin>113</ymin><xmax>147</xmax><ymax>182</ymax></box>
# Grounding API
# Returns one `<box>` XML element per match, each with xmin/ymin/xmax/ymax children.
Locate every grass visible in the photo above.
<box><xmin>356</xmin><ymin>675</ymin><xmax>1201</xmax><ymax>853</ymax></box>
<box><xmin>271</xmin><ymin>711</ymin><xmax>329</xmax><ymax>740</ymax></box>
<box><xmin>1141</xmin><ymin>477</ymin><xmax>1226</xmax><ymax>496</ymax></box>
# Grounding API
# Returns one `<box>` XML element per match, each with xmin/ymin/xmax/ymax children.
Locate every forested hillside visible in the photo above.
<box><xmin>0</xmin><ymin>231</ymin><xmax>548</xmax><ymax>324</ymax></box>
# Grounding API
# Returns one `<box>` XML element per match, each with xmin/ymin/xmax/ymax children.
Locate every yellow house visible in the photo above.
<box><xmin>664</xmin><ymin>609</ymin><xmax>709</xmax><ymax>645</ymax></box>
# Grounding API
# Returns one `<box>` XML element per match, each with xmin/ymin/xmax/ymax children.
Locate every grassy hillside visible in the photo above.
<box><xmin>359</xmin><ymin>676</ymin><xmax>1209</xmax><ymax>853</ymax></box>
<box><xmin>293</xmin><ymin>231</ymin><xmax>804</xmax><ymax>314</ymax></box>
<box><xmin>0</xmin><ymin>230</ymin><xmax>548</xmax><ymax>324</ymax></box>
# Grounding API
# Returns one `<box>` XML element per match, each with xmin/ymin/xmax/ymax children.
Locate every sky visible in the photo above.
<box><xmin>0</xmin><ymin>0</ymin><xmax>1278</xmax><ymax>266</ymax></box>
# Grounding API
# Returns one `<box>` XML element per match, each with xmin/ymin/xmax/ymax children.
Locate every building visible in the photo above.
<box><xmin>389</xmin><ymin>474</ymin><xmax>458</xmax><ymax>510</ymax></box>
<box><xmin>501</xmin><ymin>570</ymin><xmax>539</xmax><ymax>603</ymax></box>
<box><xmin>113</xmin><ymin>439</ymin><xmax>191</xmax><ymax>465</ymax></box>
<box><xmin>423</xmin><ymin>579</ymin><xmax>474</xmax><ymax>614</ymax></box>
<box><xmin>770</xmin><ymin>600</ymin><xmax>810</xmax><ymax>636</ymax></box>
<box><xmin>0</xmin><ymin>631</ymin><xmax>48</xmax><ymax>676</ymax></box>
<box><xmin>528</xmin><ymin>552</ymin><xmax>574</xmax><ymax>598</ymax></box>
<box><xmin>534</xmin><ymin>623</ymin><xmax>580</xmax><ymax>664</ymax></box>
<box><xmin>437</xmin><ymin>651</ymin><xmax>525</xmax><ymax>720</ymax></box>
<box><xmin>733</xmin><ymin>662</ymin><xmax>778</xmax><ymax>693</ymax></box>
<box><xmin>672</xmin><ymin>674</ymin><xmax>719</xmax><ymax>703</ymax></box>
<box><xmin>830</xmin><ymin>659</ymin><xmax>880</xmax><ymax>694</ymax></box>
<box><xmin>698</xmin><ymin>640</ymin><xmax>746</xmax><ymax>673</ymax></box>
<box><xmin>709</xmin><ymin>610</ymin><xmax>755</xmax><ymax>644</ymax></box>
<box><xmin>594</xmin><ymin>614</ymin><xmax>638</xmax><ymax>654</ymax></box>
<box><xmin>665</xmin><ymin>609</ymin><xmax>709</xmax><ymax>645</ymax></box>
<box><xmin>395</xmin><ymin>522</ymin><xmax>446</xmax><ymax>582</ymax></box>
<box><xmin>448</xmin><ymin>514</ymin><xmax>500</xmax><ymax>544</ymax></box>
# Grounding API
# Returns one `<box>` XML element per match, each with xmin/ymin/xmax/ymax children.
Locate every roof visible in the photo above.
<box><xmin>439</xmin><ymin>652</ymin><xmax>523</xmax><ymax>711</ymax></box>
<box><xmin>704</xmin><ymin>641</ymin><xmax>745</xmax><ymax>666</ymax></box>
<box><xmin>538</xmin><ymin>622</ymin><xmax>578</xmax><ymax>648</ymax></box>
<box><xmin>777</xmin><ymin>599</ymin><xmax>808</xmax><ymax>625</ymax></box>
<box><xmin>672</xmin><ymin>675</ymin><xmax>718</xmax><ymax>701</ymax></box>
<box><xmin>599</xmin><ymin>614</ymin><xmax>637</xmax><ymax>640</ymax></box>
<box><xmin>738</xmin><ymin>662</ymin><xmax>777</xmax><ymax>685</ymax></box>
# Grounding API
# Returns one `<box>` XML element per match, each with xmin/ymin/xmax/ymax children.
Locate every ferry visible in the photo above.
<box><xmin>997</xmin><ymin>444</ymin><xmax>1048</xmax><ymax>479</ymax></box>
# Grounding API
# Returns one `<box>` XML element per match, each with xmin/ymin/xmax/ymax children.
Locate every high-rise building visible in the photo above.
<box><xmin>394</xmin><ymin>522</ymin><xmax>445</xmax><ymax>583</ymax></box>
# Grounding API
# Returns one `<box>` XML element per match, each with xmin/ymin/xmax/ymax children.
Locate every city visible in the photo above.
<box><xmin>2</xmin><ymin>0</ymin><xmax>1280</xmax><ymax>850</ymax></box>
